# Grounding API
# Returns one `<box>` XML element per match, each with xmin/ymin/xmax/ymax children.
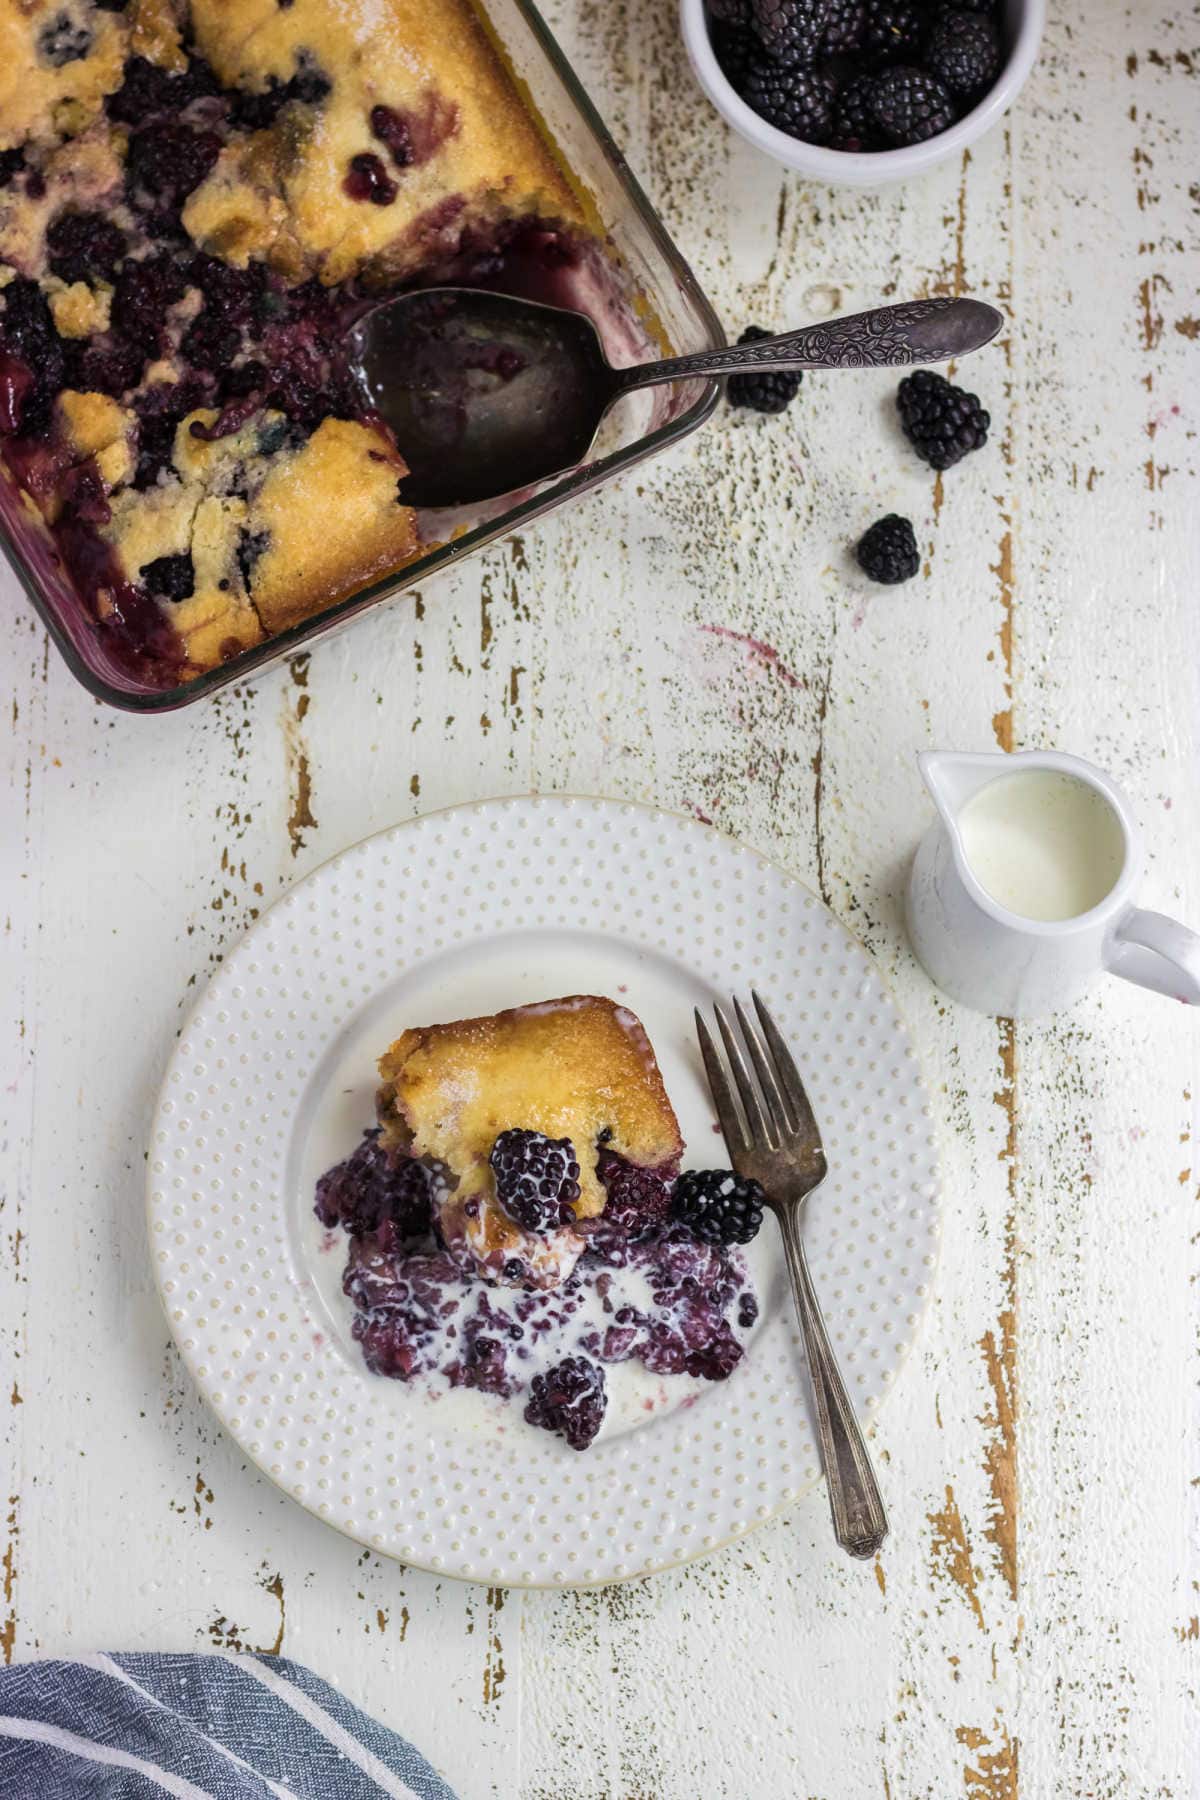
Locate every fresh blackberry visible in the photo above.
<box><xmin>46</xmin><ymin>212</ymin><xmax>127</xmax><ymax>285</ymax></box>
<box><xmin>869</xmin><ymin>64</ymin><xmax>956</xmax><ymax>143</ymax></box>
<box><xmin>708</xmin><ymin>0</ymin><xmax>752</xmax><ymax>22</ymax></box>
<box><xmin>925</xmin><ymin>8</ymin><xmax>1002</xmax><ymax>95</ymax></box>
<box><xmin>830</xmin><ymin>73</ymin><xmax>885</xmax><ymax>148</ymax></box>
<box><xmin>855</xmin><ymin>514</ymin><xmax>919</xmax><ymax>583</ymax></box>
<box><xmin>596</xmin><ymin>1150</ymin><xmax>673</xmax><ymax>1238</ymax></box>
<box><xmin>897</xmin><ymin>368</ymin><xmax>990</xmax><ymax>468</ymax></box>
<box><xmin>821</xmin><ymin>0</ymin><xmax>866</xmax><ymax>51</ymax></box>
<box><xmin>744</xmin><ymin>60</ymin><xmax>835</xmax><ymax>139</ymax></box>
<box><xmin>315</xmin><ymin>1129</ymin><xmax>434</xmax><ymax>1239</ymax></box>
<box><xmin>751</xmin><ymin>0</ymin><xmax>829</xmax><ymax>61</ymax></box>
<box><xmin>727</xmin><ymin>324</ymin><xmax>803</xmax><ymax>414</ymax></box>
<box><xmin>672</xmin><ymin>1169</ymin><xmax>765</xmax><ymax>1246</ymax></box>
<box><xmin>524</xmin><ymin>1355</ymin><xmax>606</xmax><ymax>1450</ymax></box>
<box><xmin>861</xmin><ymin>0</ymin><xmax>926</xmax><ymax>64</ymax></box>
<box><xmin>710</xmin><ymin>20</ymin><xmax>758</xmax><ymax>89</ymax></box>
<box><xmin>490</xmin><ymin>1129</ymin><xmax>581</xmax><ymax>1234</ymax></box>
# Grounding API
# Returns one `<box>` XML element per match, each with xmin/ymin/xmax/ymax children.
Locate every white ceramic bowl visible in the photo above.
<box><xmin>680</xmin><ymin>0</ymin><xmax>1045</xmax><ymax>186</ymax></box>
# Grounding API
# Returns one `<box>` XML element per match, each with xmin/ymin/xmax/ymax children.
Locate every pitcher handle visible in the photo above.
<box><xmin>1105</xmin><ymin>908</ymin><xmax>1200</xmax><ymax>1004</ymax></box>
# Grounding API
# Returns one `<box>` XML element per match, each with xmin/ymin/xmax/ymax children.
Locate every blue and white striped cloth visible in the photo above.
<box><xmin>0</xmin><ymin>1653</ymin><xmax>459</xmax><ymax>1799</ymax></box>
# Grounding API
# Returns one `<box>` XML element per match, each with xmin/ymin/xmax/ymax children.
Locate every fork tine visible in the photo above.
<box><xmin>694</xmin><ymin>1009</ymin><xmax>747</xmax><ymax>1153</ymax></box>
<box><xmin>733</xmin><ymin>995</ymin><xmax>797</xmax><ymax>1136</ymax></box>
<box><xmin>715</xmin><ymin>1003</ymin><xmax>777</xmax><ymax>1150</ymax></box>
<box><xmin>752</xmin><ymin>991</ymin><xmax>822</xmax><ymax>1144</ymax></box>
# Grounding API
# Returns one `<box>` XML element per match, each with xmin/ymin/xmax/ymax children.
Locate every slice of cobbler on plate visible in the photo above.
<box><xmin>376</xmin><ymin>995</ymin><xmax>684</xmax><ymax>1290</ymax></box>
<box><xmin>315</xmin><ymin>994</ymin><xmax>764</xmax><ymax>1451</ymax></box>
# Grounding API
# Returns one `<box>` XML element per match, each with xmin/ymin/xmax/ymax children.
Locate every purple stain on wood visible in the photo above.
<box><xmin>699</xmin><ymin>623</ymin><xmax>803</xmax><ymax>691</ymax></box>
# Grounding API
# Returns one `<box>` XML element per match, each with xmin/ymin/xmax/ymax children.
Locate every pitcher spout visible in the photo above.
<box><xmin>918</xmin><ymin>750</ymin><xmax>1010</xmax><ymax>825</ymax></box>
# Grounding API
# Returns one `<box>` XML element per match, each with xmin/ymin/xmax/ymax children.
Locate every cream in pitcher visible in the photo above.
<box><xmin>956</xmin><ymin>767</ymin><xmax>1126</xmax><ymax>923</ymax></box>
<box><xmin>906</xmin><ymin>749</ymin><xmax>1200</xmax><ymax>1017</ymax></box>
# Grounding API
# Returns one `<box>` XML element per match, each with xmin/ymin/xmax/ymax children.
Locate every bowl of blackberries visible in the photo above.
<box><xmin>681</xmin><ymin>0</ymin><xmax>1044</xmax><ymax>183</ymax></box>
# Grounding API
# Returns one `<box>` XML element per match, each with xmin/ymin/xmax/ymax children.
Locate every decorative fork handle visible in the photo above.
<box><xmin>776</xmin><ymin>1200</ymin><xmax>889</xmax><ymax>1560</ymax></box>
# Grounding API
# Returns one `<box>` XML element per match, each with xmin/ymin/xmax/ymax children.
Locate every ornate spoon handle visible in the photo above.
<box><xmin>776</xmin><ymin>1199</ymin><xmax>889</xmax><ymax>1560</ymax></box>
<box><xmin>611</xmin><ymin>296</ymin><xmax>1003</xmax><ymax>390</ymax></box>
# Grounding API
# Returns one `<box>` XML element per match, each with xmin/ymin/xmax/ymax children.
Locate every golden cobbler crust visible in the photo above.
<box><xmin>183</xmin><ymin>0</ymin><xmax>580</xmax><ymax>285</ymax></box>
<box><xmin>0</xmin><ymin>2</ymin><xmax>125</xmax><ymax>154</ymax></box>
<box><xmin>94</xmin><ymin>406</ymin><xmax>413</xmax><ymax>666</ymax></box>
<box><xmin>377</xmin><ymin>995</ymin><xmax>684</xmax><ymax>1224</ymax></box>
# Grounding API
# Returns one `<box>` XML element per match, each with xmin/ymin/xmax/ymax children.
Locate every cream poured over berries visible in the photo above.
<box><xmin>315</xmin><ymin>995</ymin><xmax>767</xmax><ymax>1450</ymax></box>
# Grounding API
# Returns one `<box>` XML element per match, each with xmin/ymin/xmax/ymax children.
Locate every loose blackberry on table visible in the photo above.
<box><xmin>897</xmin><ymin>368</ymin><xmax>990</xmax><ymax>469</ymax></box>
<box><xmin>672</xmin><ymin>1169</ymin><xmax>766</xmax><ymax>1246</ymax></box>
<box><xmin>726</xmin><ymin>325</ymin><xmax>804</xmax><ymax>414</ymax></box>
<box><xmin>855</xmin><ymin>513</ymin><xmax>920</xmax><ymax>584</ymax></box>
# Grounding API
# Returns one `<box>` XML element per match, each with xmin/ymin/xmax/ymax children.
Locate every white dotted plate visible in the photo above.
<box><xmin>148</xmin><ymin>796</ymin><xmax>940</xmax><ymax>1586</ymax></box>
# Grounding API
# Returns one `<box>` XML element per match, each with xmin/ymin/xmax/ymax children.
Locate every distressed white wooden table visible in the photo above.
<box><xmin>3</xmin><ymin>4</ymin><xmax>1198</xmax><ymax>1795</ymax></box>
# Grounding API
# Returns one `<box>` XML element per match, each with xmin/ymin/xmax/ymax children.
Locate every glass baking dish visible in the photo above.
<box><xmin>0</xmin><ymin>0</ymin><xmax>723</xmax><ymax>713</ymax></box>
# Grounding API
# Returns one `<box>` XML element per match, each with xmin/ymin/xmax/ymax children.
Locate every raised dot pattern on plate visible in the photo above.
<box><xmin>148</xmin><ymin>795</ymin><xmax>941</xmax><ymax>1587</ymax></box>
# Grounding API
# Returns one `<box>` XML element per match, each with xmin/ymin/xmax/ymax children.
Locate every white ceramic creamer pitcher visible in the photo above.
<box><xmin>906</xmin><ymin>749</ymin><xmax>1200</xmax><ymax>1018</ymax></box>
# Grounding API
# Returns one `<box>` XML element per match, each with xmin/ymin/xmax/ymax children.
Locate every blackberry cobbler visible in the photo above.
<box><xmin>315</xmin><ymin>996</ymin><xmax>766</xmax><ymax>1451</ymax></box>
<box><xmin>0</xmin><ymin>0</ymin><xmax>594</xmax><ymax>682</ymax></box>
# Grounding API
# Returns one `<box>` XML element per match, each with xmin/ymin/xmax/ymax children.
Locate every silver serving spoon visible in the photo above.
<box><xmin>347</xmin><ymin>291</ymin><xmax>1003</xmax><ymax>509</ymax></box>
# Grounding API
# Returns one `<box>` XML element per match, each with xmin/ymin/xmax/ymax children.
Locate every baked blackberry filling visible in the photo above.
<box><xmin>0</xmin><ymin>0</ymin><xmax>622</xmax><ymax>686</ymax></box>
<box><xmin>320</xmin><ymin>1131</ymin><xmax>758</xmax><ymax>1445</ymax></box>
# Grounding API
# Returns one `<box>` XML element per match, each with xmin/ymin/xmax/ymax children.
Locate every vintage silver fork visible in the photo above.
<box><xmin>695</xmin><ymin>993</ymin><xmax>888</xmax><ymax>1560</ymax></box>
